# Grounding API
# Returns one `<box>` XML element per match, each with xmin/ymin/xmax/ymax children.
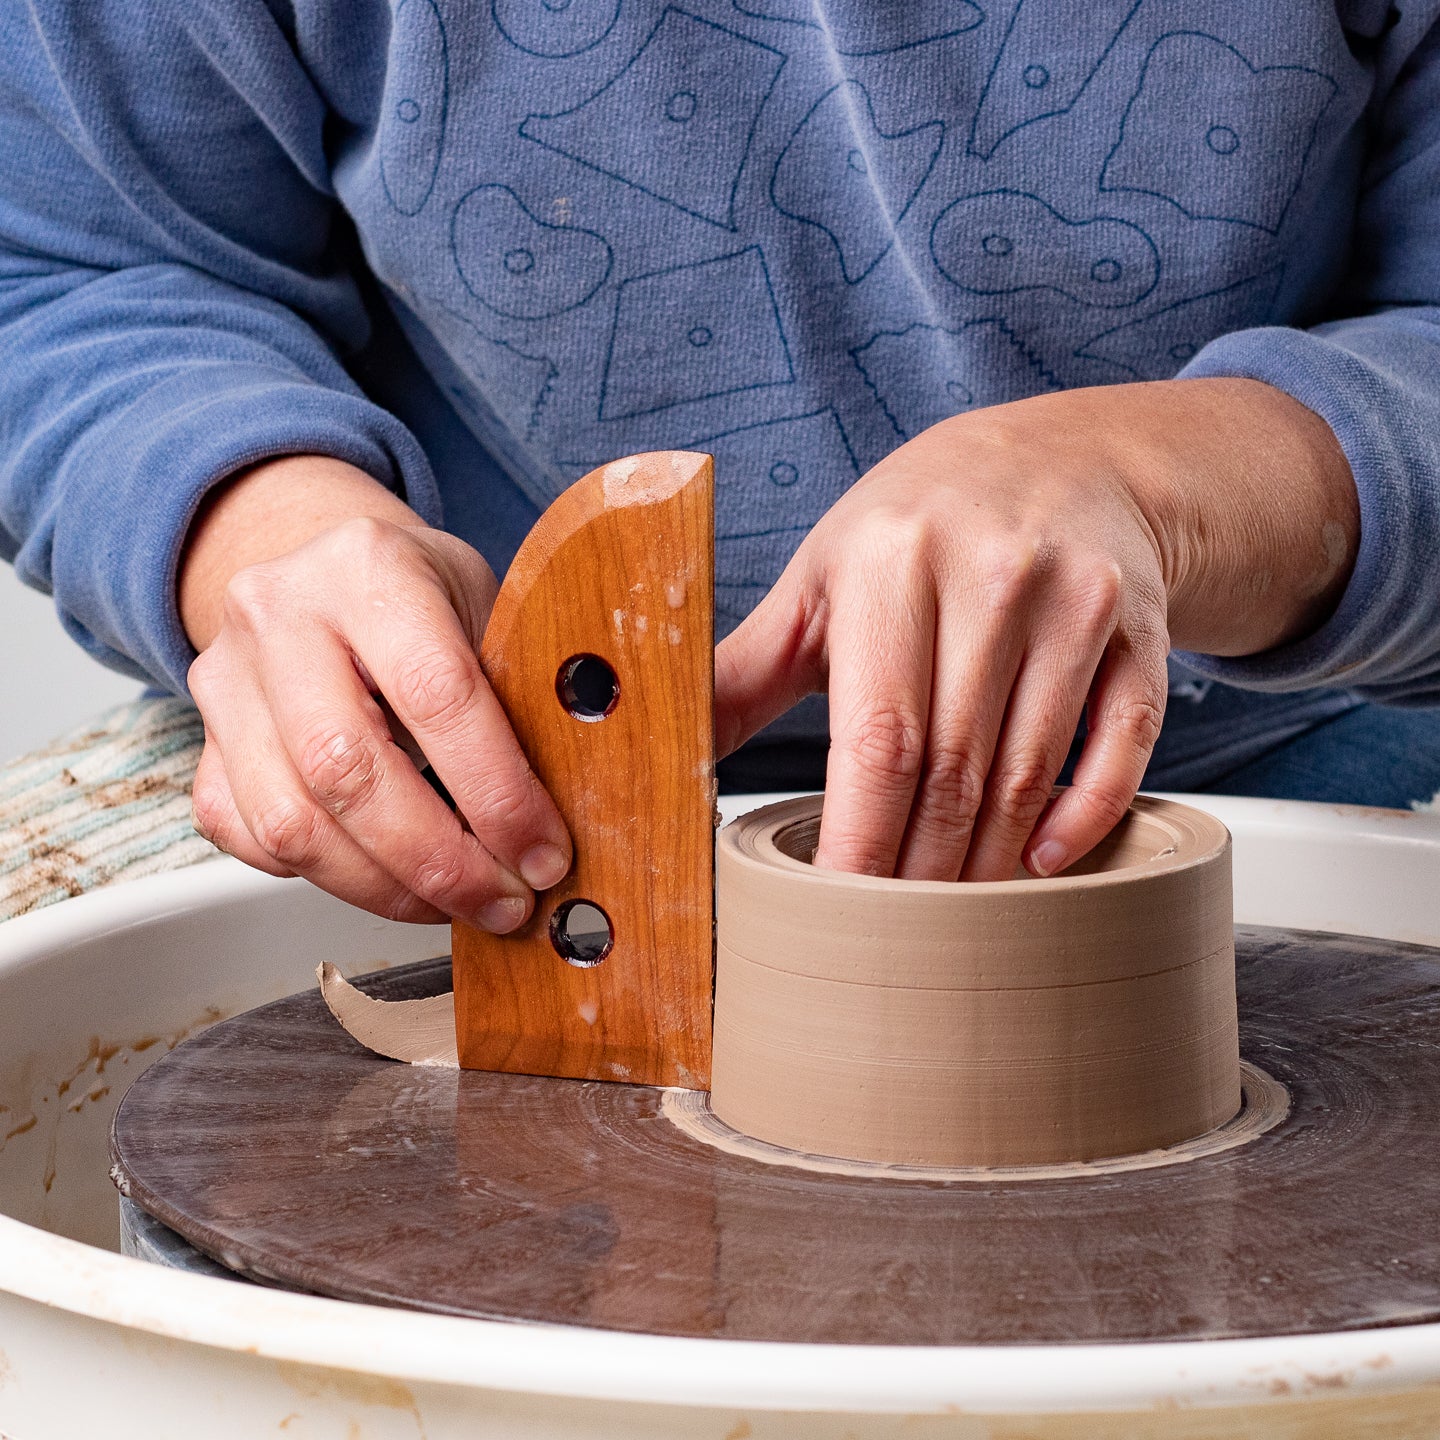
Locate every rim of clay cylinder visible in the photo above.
<box><xmin>728</xmin><ymin>791</ymin><xmax>1230</xmax><ymax>893</ymax></box>
<box><xmin>715</xmin><ymin>793</ymin><xmax>1234</xmax><ymax>994</ymax></box>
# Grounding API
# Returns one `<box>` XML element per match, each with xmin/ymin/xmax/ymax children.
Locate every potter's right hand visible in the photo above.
<box><xmin>181</xmin><ymin>455</ymin><xmax>571</xmax><ymax>930</ymax></box>
<box><xmin>714</xmin><ymin>379</ymin><xmax>1356</xmax><ymax>884</ymax></box>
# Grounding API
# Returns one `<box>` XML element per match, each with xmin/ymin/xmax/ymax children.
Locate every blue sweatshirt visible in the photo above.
<box><xmin>2</xmin><ymin>0</ymin><xmax>1439</xmax><ymax>781</ymax></box>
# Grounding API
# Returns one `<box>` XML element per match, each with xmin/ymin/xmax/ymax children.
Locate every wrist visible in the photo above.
<box><xmin>1105</xmin><ymin>379</ymin><xmax>1359</xmax><ymax>657</ymax></box>
<box><xmin>178</xmin><ymin>454</ymin><xmax>428</xmax><ymax>651</ymax></box>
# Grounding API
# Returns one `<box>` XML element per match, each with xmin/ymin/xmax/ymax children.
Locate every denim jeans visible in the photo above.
<box><xmin>1182</xmin><ymin>702</ymin><xmax>1440</xmax><ymax>808</ymax></box>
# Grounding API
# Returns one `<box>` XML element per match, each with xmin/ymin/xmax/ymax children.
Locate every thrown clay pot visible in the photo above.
<box><xmin>710</xmin><ymin>793</ymin><xmax>1238</xmax><ymax>1168</ymax></box>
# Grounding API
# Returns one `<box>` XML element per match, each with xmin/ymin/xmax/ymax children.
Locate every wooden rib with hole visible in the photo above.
<box><xmin>451</xmin><ymin>452</ymin><xmax>715</xmax><ymax>1088</ymax></box>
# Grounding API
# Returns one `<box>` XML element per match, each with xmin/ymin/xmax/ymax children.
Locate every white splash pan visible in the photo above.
<box><xmin>1</xmin><ymin>794</ymin><xmax>1439</xmax><ymax>1439</ymax></box>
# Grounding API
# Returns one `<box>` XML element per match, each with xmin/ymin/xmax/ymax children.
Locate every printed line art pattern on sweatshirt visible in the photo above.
<box><xmin>968</xmin><ymin>0</ymin><xmax>1143</xmax><ymax>159</ymax></box>
<box><xmin>450</xmin><ymin>184</ymin><xmax>614</xmax><ymax>320</ymax></box>
<box><xmin>771</xmin><ymin>80</ymin><xmax>944</xmax><ymax>284</ymax></box>
<box><xmin>433</xmin><ymin>302</ymin><xmax>561</xmax><ymax>442</ymax></box>
<box><xmin>519</xmin><ymin>8</ymin><xmax>786</xmax><ymax>230</ymax></box>
<box><xmin>491</xmin><ymin>0</ymin><xmax>623</xmax><ymax>57</ymax></box>
<box><xmin>380</xmin><ymin>0</ymin><xmax>449</xmax><ymax>216</ymax></box>
<box><xmin>731</xmin><ymin>0</ymin><xmax>984</xmax><ymax>56</ymax></box>
<box><xmin>930</xmin><ymin>190</ymin><xmax>1161</xmax><ymax>308</ymax></box>
<box><xmin>599</xmin><ymin>246</ymin><xmax>795</xmax><ymax>420</ymax></box>
<box><xmin>1100</xmin><ymin>32</ymin><xmax>1339</xmax><ymax>233</ymax></box>
<box><xmin>1077</xmin><ymin>268</ymin><xmax>1285</xmax><ymax>380</ymax></box>
<box><xmin>703</xmin><ymin>408</ymin><xmax>860</xmax><ymax>628</ymax></box>
<box><xmin>362</xmin><ymin>0</ymin><xmax>1344</xmax><ymax>551</ymax></box>
<box><xmin>853</xmin><ymin>319</ymin><xmax>1063</xmax><ymax>440</ymax></box>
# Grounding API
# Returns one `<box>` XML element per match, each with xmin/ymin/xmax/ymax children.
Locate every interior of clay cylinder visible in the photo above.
<box><xmin>711</xmin><ymin>792</ymin><xmax>1240</xmax><ymax>1169</ymax></box>
<box><xmin>770</xmin><ymin>803</ymin><xmax>1179</xmax><ymax>878</ymax></box>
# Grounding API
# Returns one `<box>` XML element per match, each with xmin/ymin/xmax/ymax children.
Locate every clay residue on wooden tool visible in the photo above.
<box><xmin>711</xmin><ymin>793</ymin><xmax>1239</xmax><ymax>1169</ymax></box>
<box><xmin>317</xmin><ymin>963</ymin><xmax>457</xmax><ymax>1067</ymax></box>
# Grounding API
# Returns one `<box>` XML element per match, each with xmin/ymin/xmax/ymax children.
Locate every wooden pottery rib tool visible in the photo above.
<box><xmin>455</xmin><ymin>450</ymin><xmax>714</xmax><ymax>1087</ymax></box>
<box><xmin>322</xmin><ymin>450</ymin><xmax>716</xmax><ymax>1087</ymax></box>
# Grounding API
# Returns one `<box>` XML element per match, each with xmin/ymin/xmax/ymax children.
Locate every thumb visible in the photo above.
<box><xmin>714</xmin><ymin>573</ymin><xmax>826</xmax><ymax>759</ymax></box>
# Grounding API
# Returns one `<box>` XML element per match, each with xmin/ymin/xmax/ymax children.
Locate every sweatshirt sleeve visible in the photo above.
<box><xmin>1171</xmin><ymin>13</ymin><xmax>1440</xmax><ymax>704</ymax></box>
<box><xmin>0</xmin><ymin>2</ymin><xmax>442</xmax><ymax>695</ymax></box>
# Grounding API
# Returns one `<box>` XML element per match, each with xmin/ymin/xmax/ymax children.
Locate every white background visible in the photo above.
<box><xmin>0</xmin><ymin>564</ymin><xmax>142</xmax><ymax>765</ymax></box>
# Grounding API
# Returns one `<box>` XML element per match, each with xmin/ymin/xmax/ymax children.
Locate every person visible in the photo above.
<box><xmin>1</xmin><ymin>0</ymin><xmax>1437</xmax><ymax>936</ymax></box>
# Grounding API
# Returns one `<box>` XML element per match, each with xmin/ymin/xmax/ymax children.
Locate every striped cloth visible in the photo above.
<box><xmin>0</xmin><ymin>696</ymin><xmax>216</xmax><ymax>921</ymax></box>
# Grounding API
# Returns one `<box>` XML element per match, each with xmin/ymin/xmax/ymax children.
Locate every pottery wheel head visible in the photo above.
<box><xmin>109</xmin><ymin>925</ymin><xmax>1440</xmax><ymax>1345</ymax></box>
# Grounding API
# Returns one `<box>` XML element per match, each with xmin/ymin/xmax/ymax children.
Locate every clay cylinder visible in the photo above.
<box><xmin>711</xmin><ymin>794</ymin><xmax>1239</xmax><ymax>1168</ymax></box>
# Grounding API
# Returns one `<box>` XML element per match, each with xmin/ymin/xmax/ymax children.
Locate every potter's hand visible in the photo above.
<box><xmin>183</xmin><ymin>456</ymin><xmax>571</xmax><ymax>929</ymax></box>
<box><xmin>715</xmin><ymin>378</ymin><xmax>1357</xmax><ymax>882</ymax></box>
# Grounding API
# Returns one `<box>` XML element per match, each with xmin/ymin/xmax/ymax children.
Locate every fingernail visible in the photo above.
<box><xmin>478</xmin><ymin>895</ymin><xmax>527</xmax><ymax>934</ymax></box>
<box><xmin>519</xmin><ymin>842</ymin><xmax>570</xmax><ymax>891</ymax></box>
<box><xmin>1030</xmin><ymin>840</ymin><xmax>1067</xmax><ymax>877</ymax></box>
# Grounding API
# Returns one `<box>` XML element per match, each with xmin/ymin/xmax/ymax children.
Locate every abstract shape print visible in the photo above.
<box><xmin>930</xmin><ymin>190</ymin><xmax>1159</xmax><ymax>307</ymax></box>
<box><xmin>968</xmin><ymin>0</ymin><xmax>1143</xmax><ymax>158</ymax></box>
<box><xmin>521</xmin><ymin>8</ymin><xmax>785</xmax><ymax>229</ymax></box>
<box><xmin>379</xmin><ymin>0</ymin><xmax>449</xmax><ymax>216</ymax></box>
<box><xmin>771</xmin><ymin>81</ymin><xmax>943</xmax><ymax>284</ymax></box>
<box><xmin>1101</xmin><ymin>32</ymin><xmax>1338</xmax><ymax>233</ymax></box>
<box><xmin>451</xmin><ymin>185</ymin><xmax>613</xmax><ymax>320</ymax></box>
<box><xmin>599</xmin><ymin>247</ymin><xmax>794</xmax><ymax>419</ymax></box>
<box><xmin>733</xmin><ymin>0</ymin><xmax>984</xmax><ymax>56</ymax></box>
<box><xmin>1077</xmin><ymin>269</ymin><xmax>1284</xmax><ymax>379</ymax></box>
<box><xmin>708</xmin><ymin>410</ymin><xmax>860</xmax><ymax>630</ymax></box>
<box><xmin>853</xmin><ymin>319</ymin><xmax>1060</xmax><ymax>439</ymax></box>
<box><xmin>492</xmin><ymin>0</ymin><xmax>622</xmax><ymax>57</ymax></box>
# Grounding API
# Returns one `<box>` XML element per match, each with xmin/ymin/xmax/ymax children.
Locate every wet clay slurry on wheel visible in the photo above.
<box><xmin>112</xmin><ymin>927</ymin><xmax>1440</xmax><ymax>1345</ymax></box>
<box><xmin>664</xmin><ymin>1059</ymin><xmax>1288</xmax><ymax>1184</ymax></box>
<box><xmin>712</xmin><ymin>795</ymin><xmax>1239</xmax><ymax>1167</ymax></box>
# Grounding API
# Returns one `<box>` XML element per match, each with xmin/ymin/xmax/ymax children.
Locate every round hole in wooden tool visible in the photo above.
<box><xmin>555</xmin><ymin>653</ymin><xmax>619</xmax><ymax>721</ymax></box>
<box><xmin>713</xmin><ymin>792</ymin><xmax>1239</xmax><ymax>1169</ymax></box>
<box><xmin>548</xmin><ymin>898</ymin><xmax>614</xmax><ymax>967</ymax></box>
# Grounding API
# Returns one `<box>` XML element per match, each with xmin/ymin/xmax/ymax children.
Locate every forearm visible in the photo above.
<box><xmin>179</xmin><ymin>455</ymin><xmax>431</xmax><ymax>651</ymax></box>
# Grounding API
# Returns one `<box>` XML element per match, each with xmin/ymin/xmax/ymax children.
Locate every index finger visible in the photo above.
<box><xmin>352</xmin><ymin>583</ymin><xmax>574</xmax><ymax>893</ymax></box>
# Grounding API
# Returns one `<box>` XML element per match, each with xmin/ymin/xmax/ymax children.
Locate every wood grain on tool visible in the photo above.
<box><xmin>712</xmin><ymin>794</ymin><xmax>1238</xmax><ymax>1167</ymax></box>
<box><xmin>452</xmin><ymin>452</ymin><xmax>715</xmax><ymax>1088</ymax></box>
<box><xmin>110</xmin><ymin>928</ymin><xmax>1440</xmax><ymax>1345</ymax></box>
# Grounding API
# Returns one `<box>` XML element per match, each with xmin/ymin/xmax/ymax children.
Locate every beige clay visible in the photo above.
<box><xmin>709</xmin><ymin>794</ymin><xmax>1239</xmax><ymax>1168</ymax></box>
<box><xmin>317</xmin><ymin>963</ymin><xmax>458</xmax><ymax>1067</ymax></box>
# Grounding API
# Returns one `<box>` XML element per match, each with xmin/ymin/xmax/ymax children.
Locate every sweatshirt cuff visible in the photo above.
<box><xmin>1170</xmin><ymin>322</ymin><xmax>1437</xmax><ymax>696</ymax></box>
<box><xmin>48</xmin><ymin>363</ymin><xmax>442</xmax><ymax>696</ymax></box>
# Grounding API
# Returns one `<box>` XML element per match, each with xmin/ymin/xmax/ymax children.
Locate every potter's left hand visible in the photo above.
<box><xmin>715</xmin><ymin>378</ymin><xmax>1357</xmax><ymax>882</ymax></box>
